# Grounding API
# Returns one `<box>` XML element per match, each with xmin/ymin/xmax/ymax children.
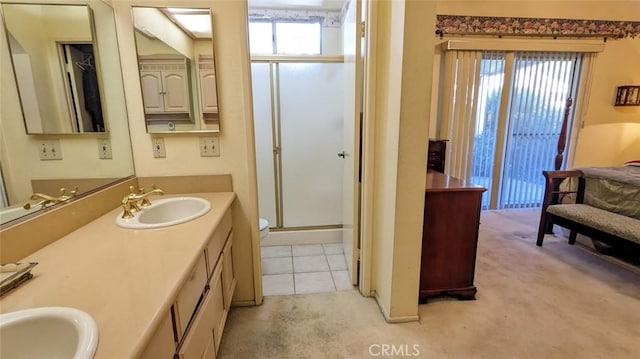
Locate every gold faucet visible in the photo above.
<box><xmin>121</xmin><ymin>185</ymin><xmax>165</xmax><ymax>219</ymax></box>
<box><xmin>23</xmin><ymin>187</ymin><xmax>77</xmax><ymax>210</ymax></box>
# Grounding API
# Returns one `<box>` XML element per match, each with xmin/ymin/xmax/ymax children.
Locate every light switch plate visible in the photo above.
<box><xmin>152</xmin><ymin>138</ymin><xmax>166</xmax><ymax>158</ymax></box>
<box><xmin>199</xmin><ymin>137</ymin><xmax>220</xmax><ymax>157</ymax></box>
<box><xmin>97</xmin><ymin>138</ymin><xmax>112</xmax><ymax>159</ymax></box>
<box><xmin>38</xmin><ymin>140</ymin><xmax>62</xmax><ymax>160</ymax></box>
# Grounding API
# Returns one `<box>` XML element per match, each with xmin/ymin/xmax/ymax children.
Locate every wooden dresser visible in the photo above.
<box><xmin>427</xmin><ymin>139</ymin><xmax>448</xmax><ymax>173</ymax></box>
<box><xmin>420</xmin><ymin>171</ymin><xmax>485</xmax><ymax>302</ymax></box>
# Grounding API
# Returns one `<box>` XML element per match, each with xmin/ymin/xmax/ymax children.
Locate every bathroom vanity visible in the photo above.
<box><xmin>0</xmin><ymin>192</ymin><xmax>236</xmax><ymax>359</ymax></box>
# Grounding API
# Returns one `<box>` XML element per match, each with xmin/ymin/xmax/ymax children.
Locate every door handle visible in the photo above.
<box><xmin>338</xmin><ymin>151</ymin><xmax>346</xmax><ymax>158</ymax></box>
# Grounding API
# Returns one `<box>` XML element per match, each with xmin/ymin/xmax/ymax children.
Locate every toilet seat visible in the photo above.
<box><xmin>259</xmin><ymin>218</ymin><xmax>269</xmax><ymax>240</ymax></box>
<box><xmin>259</xmin><ymin>218</ymin><xmax>269</xmax><ymax>231</ymax></box>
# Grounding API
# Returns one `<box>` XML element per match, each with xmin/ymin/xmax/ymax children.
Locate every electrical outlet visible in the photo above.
<box><xmin>38</xmin><ymin>140</ymin><xmax>62</xmax><ymax>160</ymax></box>
<box><xmin>97</xmin><ymin>138</ymin><xmax>112</xmax><ymax>159</ymax></box>
<box><xmin>152</xmin><ymin>137</ymin><xmax>166</xmax><ymax>158</ymax></box>
<box><xmin>199</xmin><ymin>137</ymin><xmax>220</xmax><ymax>157</ymax></box>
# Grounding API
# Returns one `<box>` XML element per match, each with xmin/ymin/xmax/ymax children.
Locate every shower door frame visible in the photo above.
<box><xmin>252</xmin><ymin>55</ymin><xmax>345</xmax><ymax>231</ymax></box>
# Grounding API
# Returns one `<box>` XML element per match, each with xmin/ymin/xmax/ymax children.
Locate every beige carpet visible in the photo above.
<box><xmin>218</xmin><ymin>210</ymin><xmax>640</xmax><ymax>359</ymax></box>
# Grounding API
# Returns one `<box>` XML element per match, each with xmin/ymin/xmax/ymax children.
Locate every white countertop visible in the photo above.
<box><xmin>0</xmin><ymin>192</ymin><xmax>235</xmax><ymax>359</ymax></box>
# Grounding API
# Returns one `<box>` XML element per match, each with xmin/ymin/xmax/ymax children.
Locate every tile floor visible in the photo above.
<box><xmin>261</xmin><ymin>243</ymin><xmax>354</xmax><ymax>296</ymax></box>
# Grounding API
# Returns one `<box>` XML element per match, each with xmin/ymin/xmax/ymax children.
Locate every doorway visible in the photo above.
<box><xmin>58</xmin><ymin>43</ymin><xmax>104</xmax><ymax>132</ymax></box>
<box><xmin>249</xmin><ymin>0</ymin><xmax>363</xmax><ymax>296</ymax></box>
<box><xmin>252</xmin><ymin>59</ymin><xmax>353</xmax><ymax>295</ymax></box>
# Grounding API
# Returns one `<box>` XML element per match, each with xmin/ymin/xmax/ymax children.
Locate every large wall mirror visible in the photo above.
<box><xmin>2</xmin><ymin>3</ymin><xmax>108</xmax><ymax>134</ymax></box>
<box><xmin>0</xmin><ymin>1</ymin><xmax>135</xmax><ymax>225</ymax></box>
<box><xmin>131</xmin><ymin>7</ymin><xmax>220</xmax><ymax>133</ymax></box>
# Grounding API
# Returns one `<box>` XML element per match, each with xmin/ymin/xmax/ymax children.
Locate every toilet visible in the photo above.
<box><xmin>259</xmin><ymin>218</ymin><xmax>270</xmax><ymax>240</ymax></box>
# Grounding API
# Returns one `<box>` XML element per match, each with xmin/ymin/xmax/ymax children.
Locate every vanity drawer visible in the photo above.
<box><xmin>140</xmin><ymin>312</ymin><xmax>175</xmax><ymax>359</ymax></box>
<box><xmin>176</xmin><ymin>285</ymin><xmax>215</xmax><ymax>359</ymax></box>
<box><xmin>205</xmin><ymin>210</ymin><xmax>232</xmax><ymax>277</ymax></box>
<box><xmin>174</xmin><ymin>253</ymin><xmax>207</xmax><ymax>338</ymax></box>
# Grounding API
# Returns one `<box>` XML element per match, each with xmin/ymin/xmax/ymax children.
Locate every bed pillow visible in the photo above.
<box><xmin>624</xmin><ymin>160</ymin><xmax>640</xmax><ymax>167</ymax></box>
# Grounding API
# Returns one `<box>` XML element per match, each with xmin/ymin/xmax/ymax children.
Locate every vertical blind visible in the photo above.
<box><xmin>439</xmin><ymin>49</ymin><xmax>589</xmax><ymax>209</ymax></box>
<box><xmin>500</xmin><ymin>52</ymin><xmax>583</xmax><ymax>208</ymax></box>
<box><xmin>440</xmin><ymin>50</ymin><xmax>482</xmax><ymax>181</ymax></box>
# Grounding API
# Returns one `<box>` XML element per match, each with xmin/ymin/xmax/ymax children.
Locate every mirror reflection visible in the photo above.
<box><xmin>2</xmin><ymin>3</ymin><xmax>107</xmax><ymax>134</ymax></box>
<box><xmin>0</xmin><ymin>1</ymin><xmax>135</xmax><ymax>225</ymax></box>
<box><xmin>132</xmin><ymin>7</ymin><xmax>220</xmax><ymax>133</ymax></box>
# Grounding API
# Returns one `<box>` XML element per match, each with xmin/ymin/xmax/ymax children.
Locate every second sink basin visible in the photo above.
<box><xmin>0</xmin><ymin>306</ymin><xmax>98</xmax><ymax>359</ymax></box>
<box><xmin>116</xmin><ymin>197</ymin><xmax>211</xmax><ymax>229</ymax></box>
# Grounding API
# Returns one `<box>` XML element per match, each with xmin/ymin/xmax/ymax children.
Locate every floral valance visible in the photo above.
<box><xmin>436</xmin><ymin>15</ymin><xmax>640</xmax><ymax>39</ymax></box>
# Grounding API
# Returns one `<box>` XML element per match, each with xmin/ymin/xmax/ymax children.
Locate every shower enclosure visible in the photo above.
<box><xmin>252</xmin><ymin>58</ymin><xmax>344</xmax><ymax>230</ymax></box>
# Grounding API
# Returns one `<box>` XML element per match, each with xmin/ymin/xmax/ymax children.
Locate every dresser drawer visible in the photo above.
<box><xmin>428</xmin><ymin>141</ymin><xmax>445</xmax><ymax>152</ymax></box>
<box><xmin>174</xmin><ymin>253</ymin><xmax>207</xmax><ymax>338</ymax></box>
<box><xmin>428</xmin><ymin>140</ymin><xmax>448</xmax><ymax>173</ymax></box>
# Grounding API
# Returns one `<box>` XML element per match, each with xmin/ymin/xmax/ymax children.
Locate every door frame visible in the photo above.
<box><xmin>357</xmin><ymin>0</ymin><xmax>377</xmax><ymax>297</ymax></box>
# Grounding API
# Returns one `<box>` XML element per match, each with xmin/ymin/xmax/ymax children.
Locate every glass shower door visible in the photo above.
<box><xmin>252</xmin><ymin>62</ymin><xmax>277</xmax><ymax>227</ymax></box>
<box><xmin>252</xmin><ymin>61</ymin><xmax>344</xmax><ymax>229</ymax></box>
<box><xmin>278</xmin><ymin>62</ymin><xmax>344</xmax><ymax>227</ymax></box>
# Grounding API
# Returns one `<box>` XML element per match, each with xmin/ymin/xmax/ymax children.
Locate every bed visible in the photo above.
<box><xmin>577</xmin><ymin>165</ymin><xmax>640</xmax><ymax>220</ymax></box>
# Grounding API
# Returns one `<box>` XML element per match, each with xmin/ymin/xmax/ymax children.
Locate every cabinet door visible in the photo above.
<box><xmin>221</xmin><ymin>234</ymin><xmax>236</xmax><ymax>311</ymax></box>
<box><xmin>175</xmin><ymin>254</ymin><xmax>208</xmax><ymax>338</ymax></box>
<box><xmin>199</xmin><ymin>70</ymin><xmax>218</xmax><ymax>113</ymax></box>
<box><xmin>140</xmin><ymin>71</ymin><xmax>164</xmax><ymax>113</ymax></box>
<box><xmin>140</xmin><ymin>312</ymin><xmax>175</xmax><ymax>359</ymax></box>
<box><xmin>177</xmin><ymin>287</ymin><xmax>215</xmax><ymax>359</ymax></box>
<box><xmin>162</xmin><ymin>70</ymin><xmax>190</xmax><ymax>113</ymax></box>
<box><xmin>202</xmin><ymin>334</ymin><xmax>216</xmax><ymax>359</ymax></box>
<box><xmin>209</xmin><ymin>255</ymin><xmax>226</xmax><ymax>354</ymax></box>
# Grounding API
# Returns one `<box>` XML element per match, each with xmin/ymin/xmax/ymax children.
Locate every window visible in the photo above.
<box><xmin>249</xmin><ymin>21</ymin><xmax>321</xmax><ymax>55</ymax></box>
<box><xmin>440</xmin><ymin>50</ymin><xmax>588</xmax><ymax>209</ymax></box>
<box><xmin>249</xmin><ymin>22</ymin><xmax>273</xmax><ymax>54</ymax></box>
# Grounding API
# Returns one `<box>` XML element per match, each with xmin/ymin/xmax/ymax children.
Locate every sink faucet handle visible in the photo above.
<box><xmin>140</xmin><ymin>196</ymin><xmax>151</xmax><ymax>208</ymax></box>
<box><xmin>124</xmin><ymin>186</ymin><xmax>141</xmax><ymax>211</ymax></box>
<box><xmin>121</xmin><ymin>200</ymin><xmax>136</xmax><ymax>219</ymax></box>
<box><xmin>59</xmin><ymin>187</ymin><xmax>78</xmax><ymax>197</ymax></box>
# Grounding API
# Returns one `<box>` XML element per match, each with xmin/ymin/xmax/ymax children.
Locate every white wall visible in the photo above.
<box><xmin>572</xmin><ymin>37</ymin><xmax>640</xmax><ymax>166</ymax></box>
<box><xmin>114</xmin><ymin>0</ymin><xmax>261</xmax><ymax>305</ymax></box>
<box><xmin>433</xmin><ymin>0</ymin><xmax>640</xmax><ymax>167</ymax></box>
<box><xmin>0</xmin><ymin>0</ymin><xmax>134</xmax><ymax>207</ymax></box>
<box><xmin>370</xmin><ymin>0</ymin><xmax>434</xmax><ymax>321</ymax></box>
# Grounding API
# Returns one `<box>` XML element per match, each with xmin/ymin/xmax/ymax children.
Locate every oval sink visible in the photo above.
<box><xmin>116</xmin><ymin>197</ymin><xmax>211</xmax><ymax>229</ymax></box>
<box><xmin>0</xmin><ymin>307</ymin><xmax>99</xmax><ymax>359</ymax></box>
